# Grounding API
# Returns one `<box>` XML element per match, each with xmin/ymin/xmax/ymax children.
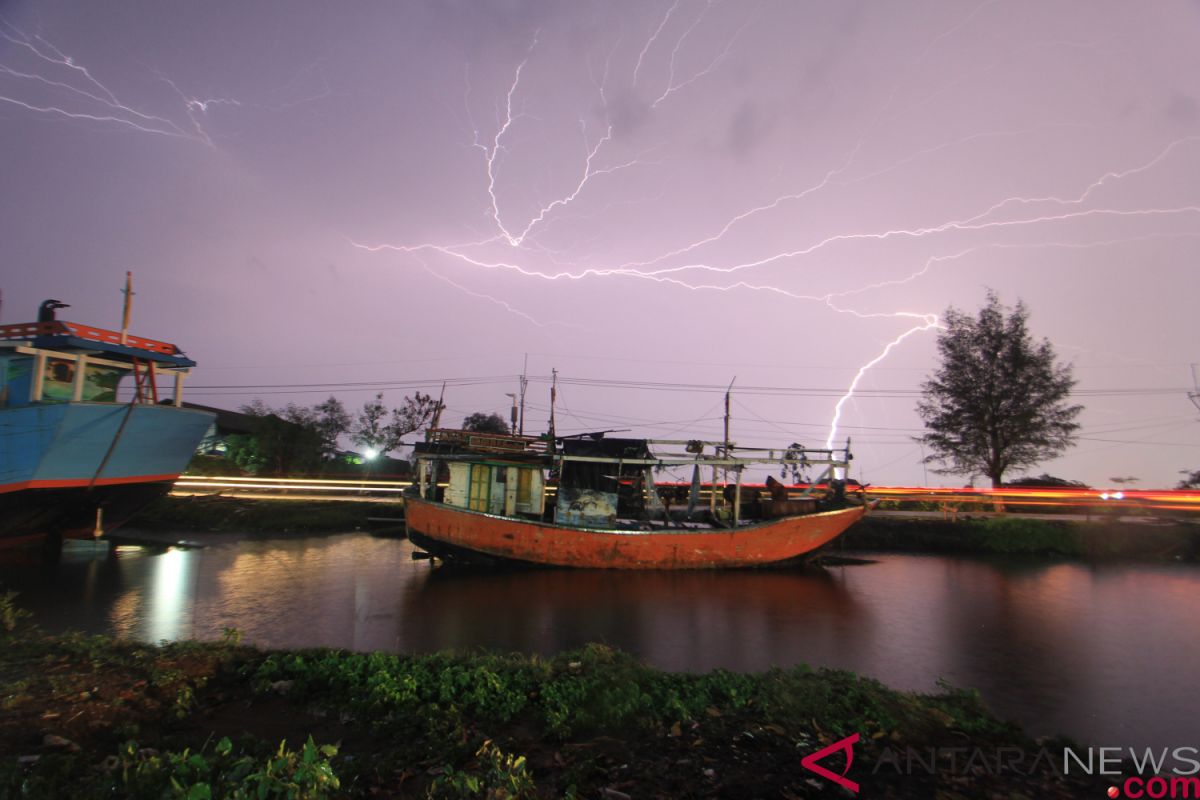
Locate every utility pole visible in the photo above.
<box><xmin>518</xmin><ymin>354</ymin><xmax>528</xmax><ymax>435</ymax></box>
<box><xmin>431</xmin><ymin>381</ymin><xmax>446</xmax><ymax>430</ymax></box>
<box><xmin>1190</xmin><ymin>364</ymin><xmax>1200</xmax><ymax>412</ymax></box>
<box><xmin>548</xmin><ymin>368</ymin><xmax>558</xmax><ymax>450</ymax></box>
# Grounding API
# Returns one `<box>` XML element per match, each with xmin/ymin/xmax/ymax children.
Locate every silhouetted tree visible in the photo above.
<box><xmin>916</xmin><ymin>291</ymin><xmax>1082</xmax><ymax>488</ymax></box>
<box><xmin>1006</xmin><ymin>473</ymin><xmax>1090</xmax><ymax>489</ymax></box>
<box><xmin>779</xmin><ymin>443</ymin><xmax>812</xmax><ymax>484</ymax></box>
<box><xmin>352</xmin><ymin>392</ymin><xmax>444</xmax><ymax>456</ymax></box>
<box><xmin>390</xmin><ymin>391</ymin><xmax>443</xmax><ymax>440</ymax></box>
<box><xmin>313</xmin><ymin>396</ymin><xmax>351</xmax><ymax>459</ymax></box>
<box><xmin>462</xmin><ymin>411</ymin><xmax>510</xmax><ymax>434</ymax></box>
<box><xmin>228</xmin><ymin>399</ymin><xmax>324</xmax><ymax>475</ymax></box>
<box><xmin>1178</xmin><ymin>470</ymin><xmax>1200</xmax><ymax>490</ymax></box>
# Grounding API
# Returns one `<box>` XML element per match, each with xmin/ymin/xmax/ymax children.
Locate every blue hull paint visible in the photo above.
<box><xmin>0</xmin><ymin>403</ymin><xmax>214</xmax><ymax>543</ymax></box>
<box><xmin>1</xmin><ymin>403</ymin><xmax>213</xmax><ymax>485</ymax></box>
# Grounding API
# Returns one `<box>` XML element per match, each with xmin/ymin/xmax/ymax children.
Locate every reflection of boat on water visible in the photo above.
<box><xmin>0</xmin><ymin>297</ymin><xmax>214</xmax><ymax>552</ymax></box>
<box><xmin>406</xmin><ymin>429</ymin><xmax>872</xmax><ymax>569</ymax></box>
<box><xmin>399</xmin><ymin>562</ymin><xmax>865</xmax><ymax>671</ymax></box>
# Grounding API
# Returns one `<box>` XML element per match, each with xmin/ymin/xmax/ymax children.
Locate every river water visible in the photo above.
<box><xmin>2</xmin><ymin>532</ymin><xmax>1197</xmax><ymax>751</ymax></box>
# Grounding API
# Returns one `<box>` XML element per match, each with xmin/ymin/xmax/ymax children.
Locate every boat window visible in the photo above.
<box><xmin>40</xmin><ymin>358</ymin><xmax>76</xmax><ymax>402</ymax></box>
<box><xmin>82</xmin><ymin>365</ymin><xmax>123</xmax><ymax>402</ymax></box>
<box><xmin>40</xmin><ymin>359</ymin><xmax>124</xmax><ymax>402</ymax></box>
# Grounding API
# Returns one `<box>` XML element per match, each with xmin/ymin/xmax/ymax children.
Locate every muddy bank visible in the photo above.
<box><xmin>125</xmin><ymin>495</ymin><xmax>393</xmax><ymax>535</ymax></box>
<box><xmin>0</xmin><ymin>607</ymin><xmax>1120</xmax><ymax>798</ymax></box>
<box><xmin>838</xmin><ymin>514</ymin><xmax>1200</xmax><ymax>560</ymax></box>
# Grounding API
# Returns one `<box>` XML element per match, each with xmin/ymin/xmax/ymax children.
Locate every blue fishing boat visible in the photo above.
<box><xmin>0</xmin><ymin>297</ymin><xmax>214</xmax><ymax>551</ymax></box>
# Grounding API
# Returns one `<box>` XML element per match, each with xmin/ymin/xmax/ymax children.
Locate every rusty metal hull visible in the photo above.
<box><xmin>404</xmin><ymin>495</ymin><xmax>869</xmax><ymax>569</ymax></box>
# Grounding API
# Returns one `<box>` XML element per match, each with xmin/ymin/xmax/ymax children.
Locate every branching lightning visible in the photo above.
<box><xmin>349</xmin><ymin>4</ymin><xmax>1200</xmax><ymax>459</ymax></box>
<box><xmin>0</xmin><ymin>19</ymin><xmax>214</xmax><ymax>144</ymax></box>
<box><xmin>0</xmin><ymin>17</ymin><xmax>329</xmax><ymax>147</ymax></box>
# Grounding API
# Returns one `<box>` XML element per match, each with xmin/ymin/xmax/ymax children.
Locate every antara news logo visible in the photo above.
<box><xmin>800</xmin><ymin>736</ymin><xmax>1200</xmax><ymax>798</ymax></box>
<box><xmin>1067</xmin><ymin>746</ymin><xmax>1200</xmax><ymax>799</ymax></box>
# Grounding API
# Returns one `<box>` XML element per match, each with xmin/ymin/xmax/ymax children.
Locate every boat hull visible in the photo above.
<box><xmin>405</xmin><ymin>494</ymin><xmax>869</xmax><ymax>569</ymax></box>
<box><xmin>0</xmin><ymin>402</ymin><xmax>214</xmax><ymax>548</ymax></box>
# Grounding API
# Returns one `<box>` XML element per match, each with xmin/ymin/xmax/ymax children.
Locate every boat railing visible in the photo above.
<box><xmin>640</xmin><ymin>439</ymin><xmax>852</xmax><ymax>468</ymax></box>
<box><xmin>425</xmin><ymin>428</ymin><xmax>548</xmax><ymax>455</ymax></box>
<box><xmin>0</xmin><ymin>321</ymin><xmax>181</xmax><ymax>356</ymax></box>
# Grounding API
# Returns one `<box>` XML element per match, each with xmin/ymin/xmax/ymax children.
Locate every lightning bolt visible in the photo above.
<box><xmin>826</xmin><ymin>320</ymin><xmax>943</xmax><ymax>450</ymax></box>
<box><xmin>353</xmin><ymin>8</ymin><xmax>1199</xmax><ymax>459</ymax></box>
<box><xmin>633</xmin><ymin>0</ymin><xmax>682</xmax><ymax>87</ymax></box>
<box><xmin>408</xmin><ymin>257</ymin><xmax>580</xmax><ymax>330</ymax></box>
<box><xmin>0</xmin><ymin>20</ymin><xmax>215</xmax><ymax>144</ymax></box>
<box><xmin>0</xmin><ymin>18</ymin><xmax>327</xmax><ymax>147</ymax></box>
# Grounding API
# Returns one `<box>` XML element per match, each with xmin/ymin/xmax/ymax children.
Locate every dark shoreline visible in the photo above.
<box><xmin>126</xmin><ymin>495</ymin><xmax>1200</xmax><ymax>562</ymax></box>
<box><xmin>0</xmin><ymin>616</ymin><xmax>1122</xmax><ymax>799</ymax></box>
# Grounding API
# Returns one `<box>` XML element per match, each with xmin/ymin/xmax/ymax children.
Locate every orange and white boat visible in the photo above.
<box><xmin>406</xmin><ymin>429</ymin><xmax>871</xmax><ymax>569</ymax></box>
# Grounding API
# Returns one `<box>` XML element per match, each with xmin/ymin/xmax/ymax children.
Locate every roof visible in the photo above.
<box><xmin>0</xmin><ymin>321</ymin><xmax>196</xmax><ymax>367</ymax></box>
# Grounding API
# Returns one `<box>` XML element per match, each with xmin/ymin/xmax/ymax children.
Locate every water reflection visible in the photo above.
<box><xmin>2</xmin><ymin>534</ymin><xmax>1199</xmax><ymax>750</ymax></box>
<box><xmin>397</xmin><ymin>567</ymin><xmax>865</xmax><ymax>672</ymax></box>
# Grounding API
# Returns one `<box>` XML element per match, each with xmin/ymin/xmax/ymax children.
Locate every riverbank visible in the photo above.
<box><xmin>839</xmin><ymin>514</ymin><xmax>1200</xmax><ymax>560</ymax></box>
<box><xmin>127</xmin><ymin>495</ymin><xmax>1200</xmax><ymax>561</ymax></box>
<box><xmin>127</xmin><ymin>495</ymin><xmax>388</xmax><ymax>534</ymax></box>
<box><xmin>0</xmin><ymin>604</ymin><xmax>1114</xmax><ymax>798</ymax></box>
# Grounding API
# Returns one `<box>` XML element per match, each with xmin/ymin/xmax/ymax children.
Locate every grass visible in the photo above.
<box><xmin>840</xmin><ymin>514</ymin><xmax>1199</xmax><ymax>560</ymax></box>
<box><xmin>1</xmin><ymin>595</ymin><xmax>1109</xmax><ymax>799</ymax></box>
<box><xmin>126</xmin><ymin>496</ymin><xmax>378</xmax><ymax>534</ymax></box>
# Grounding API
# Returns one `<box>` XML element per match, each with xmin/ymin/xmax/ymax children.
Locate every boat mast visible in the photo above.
<box><xmin>120</xmin><ymin>271</ymin><xmax>133</xmax><ymax>345</ymax></box>
<box><xmin>723</xmin><ymin>377</ymin><xmax>735</xmax><ymax>503</ymax></box>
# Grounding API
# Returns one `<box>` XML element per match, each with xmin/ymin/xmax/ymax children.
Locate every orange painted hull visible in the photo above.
<box><xmin>405</xmin><ymin>495</ymin><xmax>869</xmax><ymax>569</ymax></box>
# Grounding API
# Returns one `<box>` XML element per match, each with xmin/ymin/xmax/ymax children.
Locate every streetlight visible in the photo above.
<box><xmin>505</xmin><ymin>393</ymin><xmax>518</xmax><ymax>433</ymax></box>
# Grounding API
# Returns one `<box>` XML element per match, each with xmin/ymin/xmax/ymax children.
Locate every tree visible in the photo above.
<box><xmin>915</xmin><ymin>291</ymin><xmax>1082</xmax><ymax>488</ymax></box>
<box><xmin>352</xmin><ymin>393</ymin><xmax>390</xmax><ymax>454</ymax></box>
<box><xmin>390</xmin><ymin>391</ymin><xmax>443</xmax><ymax>440</ymax></box>
<box><xmin>352</xmin><ymin>392</ymin><xmax>444</xmax><ymax>456</ymax></box>
<box><xmin>1178</xmin><ymin>470</ymin><xmax>1200</xmax><ymax>490</ymax></box>
<box><xmin>313</xmin><ymin>396</ymin><xmax>351</xmax><ymax>459</ymax></box>
<box><xmin>1006</xmin><ymin>473</ymin><xmax>1090</xmax><ymax>489</ymax></box>
<box><xmin>229</xmin><ymin>399</ymin><xmax>325</xmax><ymax>475</ymax></box>
<box><xmin>462</xmin><ymin>411</ymin><xmax>510</xmax><ymax>434</ymax></box>
<box><xmin>779</xmin><ymin>443</ymin><xmax>812</xmax><ymax>484</ymax></box>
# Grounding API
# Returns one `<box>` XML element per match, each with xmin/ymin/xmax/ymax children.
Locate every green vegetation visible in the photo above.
<box><xmin>966</xmin><ymin>516</ymin><xmax>1083</xmax><ymax>556</ymax></box>
<box><xmin>841</xmin><ymin>515</ymin><xmax>1200</xmax><ymax>560</ymax></box>
<box><xmin>0</xmin><ymin>605</ymin><xmax>1108</xmax><ymax>798</ymax></box>
<box><xmin>127</xmin><ymin>496</ymin><xmax>377</xmax><ymax>534</ymax></box>
<box><xmin>460</xmin><ymin>412</ymin><xmax>510</xmax><ymax>435</ymax></box>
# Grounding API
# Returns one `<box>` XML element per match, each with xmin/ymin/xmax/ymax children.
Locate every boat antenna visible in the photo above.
<box><xmin>120</xmin><ymin>271</ymin><xmax>134</xmax><ymax>345</ymax></box>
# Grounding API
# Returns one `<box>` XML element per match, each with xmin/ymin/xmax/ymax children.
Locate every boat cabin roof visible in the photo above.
<box><xmin>0</xmin><ymin>321</ymin><xmax>196</xmax><ymax>368</ymax></box>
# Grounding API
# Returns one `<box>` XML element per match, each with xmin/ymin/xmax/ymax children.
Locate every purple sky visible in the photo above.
<box><xmin>2</xmin><ymin>1</ymin><xmax>1198</xmax><ymax>488</ymax></box>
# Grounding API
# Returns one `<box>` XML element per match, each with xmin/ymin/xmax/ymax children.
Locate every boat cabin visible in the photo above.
<box><xmin>0</xmin><ymin>318</ymin><xmax>197</xmax><ymax>409</ymax></box>
<box><xmin>444</xmin><ymin>460</ymin><xmax>545</xmax><ymax>518</ymax></box>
